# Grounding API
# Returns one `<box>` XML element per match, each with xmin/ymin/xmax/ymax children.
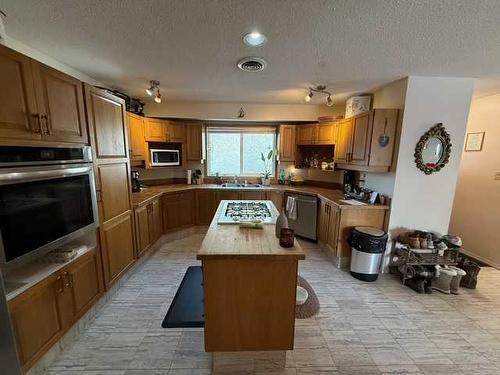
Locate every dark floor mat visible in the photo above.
<box><xmin>162</xmin><ymin>266</ymin><xmax>204</xmax><ymax>328</ymax></box>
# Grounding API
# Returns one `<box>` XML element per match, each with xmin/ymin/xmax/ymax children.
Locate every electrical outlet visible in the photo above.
<box><xmin>495</xmin><ymin>172</ymin><xmax>500</xmax><ymax>180</ymax></box>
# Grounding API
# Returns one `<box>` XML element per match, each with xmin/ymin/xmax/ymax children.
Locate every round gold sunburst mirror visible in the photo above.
<box><xmin>414</xmin><ymin>123</ymin><xmax>451</xmax><ymax>175</ymax></box>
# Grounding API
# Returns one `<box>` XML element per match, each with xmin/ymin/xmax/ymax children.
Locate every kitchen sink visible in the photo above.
<box><xmin>220</xmin><ymin>183</ymin><xmax>261</xmax><ymax>188</ymax></box>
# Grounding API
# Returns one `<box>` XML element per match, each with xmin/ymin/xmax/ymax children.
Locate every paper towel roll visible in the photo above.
<box><xmin>187</xmin><ymin>170</ymin><xmax>192</xmax><ymax>184</ymax></box>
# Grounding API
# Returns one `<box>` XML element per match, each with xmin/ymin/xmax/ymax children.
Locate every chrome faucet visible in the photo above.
<box><xmin>234</xmin><ymin>175</ymin><xmax>238</xmax><ymax>183</ymax></box>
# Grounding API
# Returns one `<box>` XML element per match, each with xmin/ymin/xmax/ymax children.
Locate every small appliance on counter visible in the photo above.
<box><xmin>131</xmin><ymin>170</ymin><xmax>141</xmax><ymax>192</ymax></box>
<box><xmin>192</xmin><ymin>169</ymin><xmax>203</xmax><ymax>185</ymax></box>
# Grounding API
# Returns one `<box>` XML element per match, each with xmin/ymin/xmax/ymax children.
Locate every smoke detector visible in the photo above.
<box><xmin>237</xmin><ymin>57</ymin><xmax>267</xmax><ymax>72</ymax></box>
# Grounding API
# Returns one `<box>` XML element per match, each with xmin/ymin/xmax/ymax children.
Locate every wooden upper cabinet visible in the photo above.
<box><xmin>168</xmin><ymin>121</ymin><xmax>186</xmax><ymax>143</ymax></box>
<box><xmin>0</xmin><ymin>44</ymin><xmax>89</xmax><ymax>144</ymax></box>
<box><xmin>368</xmin><ymin>109</ymin><xmax>399</xmax><ymax>167</ymax></box>
<box><xmin>350</xmin><ymin>112</ymin><xmax>372</xmax><ymax>165</ymax></box>
<box><xmin>335</xmin><ymin>110</ymin><xmax>398</xmax><ymax>171</ymax></box>
<box><xmin>127</xmin><ymin>112</ymin><xmax>146</xmax><ymax>161</ymax></box>
<box><xmin>32</xmin><ymin>62</ymin><xmax>88</xmax><ymax>144</ymax></box>
<box><xmin>145</xmin><ymin>118</ymin><xmax>167</xmax><ymax>142</ymax></box>
<box><xmin>334</xmin><ymin>118</ymin><xmax>353</xmax><ymax>163</ymax></box>
<box><xmin>316</xmin><ymin>121</ymin><xmax>337</xmax><ymax>145</ymax></box>
<box><xmin>85</xmin><ymin>85</ymin><xmax>128</xmax><ymax>159</ymax></box>
<box><xmin>296</xmin><ymin>124</ymin><xmax>316</xmax><ymax>145</ymax></box>
<box><xmin>96</xmin><ymin>162</ymin><xmax>132</xmax><ymax>222</ymax></box>
<box><xmin>0</xmin><ymin>46</ymin><xmax>42</xmax><ymax>141</ymax></box>
<box><xmin>186</xmin><ymin>123</ymin><xmax>203</xmax><ymax>161</ymax></box>
<box><xmin>279</xmin><ymin>125</ymin><xmax>296</xmax><ymax>162</ymax></box>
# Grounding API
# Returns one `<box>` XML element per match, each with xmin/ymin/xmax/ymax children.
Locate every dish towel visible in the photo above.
<box><xmin>286</xmin><ymin>196</ymin><xmax>298</xmax><ymax>220</ymax></box>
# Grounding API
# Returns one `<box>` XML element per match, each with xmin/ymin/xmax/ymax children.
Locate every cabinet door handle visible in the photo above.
<box><xmin>62</xmin><ymin>271</ymin><xmax>72</xmax><ymax>288</ymax></box>
<box><xmin>41</xmin><ymin>114</ymin><xmax>50</xmax><ymax>135</ymax></box>
<box><xmin>55</xmin><ymin>275</ymin><xmax>64</xmax><ymax>293</ymax></box>
<box><xmin>96</xmin><ymin>189</ymin><xmax>102</xmax><ymax>202</ymax></box>
<box><xmin>31</xmin><ymin>114</ymin><xmax>42</xmax><ymax>134</ymax></box>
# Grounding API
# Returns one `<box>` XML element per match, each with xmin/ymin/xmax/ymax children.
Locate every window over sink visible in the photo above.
<box><xmin>207</xmin><ymin>126</ymin><xmax>277</xmax><ymax>177</ymax></box>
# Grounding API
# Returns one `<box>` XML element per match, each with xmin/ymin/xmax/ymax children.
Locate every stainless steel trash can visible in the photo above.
<box><xmin>348</xmin><ymin>227</ymin><xmax>388</xmax><ymax>282</ymax></box>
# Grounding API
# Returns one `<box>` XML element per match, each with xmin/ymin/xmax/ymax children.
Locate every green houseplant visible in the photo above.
<box><xmin>260</xmin><ymin>149</ymin><xmax>274</xmax><ymax>186</ymax></box>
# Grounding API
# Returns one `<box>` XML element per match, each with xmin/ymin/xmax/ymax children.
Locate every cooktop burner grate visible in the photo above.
<box><xmin>218</xmin><ymin>201</ymin><xmax>275</xmax><ymax>224</ymax></box>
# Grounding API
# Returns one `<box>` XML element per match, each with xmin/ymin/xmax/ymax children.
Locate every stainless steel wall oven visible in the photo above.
<box><xmin>0</xmin><ymin>145</ymin><xmax>98</xmax><ymax>266</ymax></box>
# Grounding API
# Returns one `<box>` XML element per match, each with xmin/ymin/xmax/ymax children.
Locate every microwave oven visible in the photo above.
<box><xmin>150</xmin><ymin>149</ymin><xmax>180</xmax><ymax>167</ymax></box>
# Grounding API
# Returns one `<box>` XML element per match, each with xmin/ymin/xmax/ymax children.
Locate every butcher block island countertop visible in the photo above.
<box><xmin>198</xmin><ymin>200</ymin><xmax>304</xmax><ymax>354</ymax></box>
<box><xmin>197</xmin><ymin>200</ymin><xmax>305</xmax><ymax>261</ymax></box>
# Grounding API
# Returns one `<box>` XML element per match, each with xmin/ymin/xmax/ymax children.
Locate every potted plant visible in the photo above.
<box><xmin>260</xmin><ymin>149</ymin><xmax>274</xmax><ymax>186</ymax></box>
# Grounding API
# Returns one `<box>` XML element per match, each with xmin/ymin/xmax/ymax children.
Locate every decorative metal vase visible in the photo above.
<box><xmin>275</xmin><ymin>210</ymin><xmax>289</xmax><ymax>238</ymax></box>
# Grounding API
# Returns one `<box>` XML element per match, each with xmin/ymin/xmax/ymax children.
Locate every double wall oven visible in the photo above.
<box><xmin>0</xmin><ymin>145</ymin><xmax>98</xmax><ymax>267</ymax></box>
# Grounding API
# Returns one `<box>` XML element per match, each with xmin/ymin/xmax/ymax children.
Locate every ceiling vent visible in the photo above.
<box><xmin>237</xmin><ymin>57</ymin><xmax>267</xmax><ymax>72</ymax></box>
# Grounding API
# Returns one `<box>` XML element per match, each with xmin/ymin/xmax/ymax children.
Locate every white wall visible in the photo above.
<box><xmin>449</xmin><ymin>94</ymin><xmax>500</xmax><ymax>267</ymax></box>
<box><xmin>388</xmin><ymin>76</ymin><xmax>474</xmax><ymax>237</ymax></box>
<box><xmin>144</xmin><ymin>100</ymin><xmax>345</xmax><ymax>122</ymax></box>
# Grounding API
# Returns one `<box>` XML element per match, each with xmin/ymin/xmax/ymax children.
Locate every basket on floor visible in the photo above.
<box><xmin>296</xmin><ymin>276</ymin><xmax>320</xmax><ymax>319</ymax></box>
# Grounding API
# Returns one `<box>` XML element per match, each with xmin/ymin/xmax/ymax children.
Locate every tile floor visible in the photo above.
<box><xmin>45</xmin><ymin>229</ymin><xmax>500</xmax><ymax>374</ymax></box>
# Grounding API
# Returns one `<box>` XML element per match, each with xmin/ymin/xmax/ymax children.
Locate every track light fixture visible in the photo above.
<box><xmin>305</xmin><ymin>85</ymin><xmax>334</xmax><ymax>107</ymax></box>
<box><xmin>146</xmin><ymin>80</ymin><xmax>162</xmax><ymax>104</ymax></box>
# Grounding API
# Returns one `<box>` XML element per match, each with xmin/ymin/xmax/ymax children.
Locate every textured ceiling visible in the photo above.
<box><xmin>1</xmin><ymin>0</ymin><xmax>500</xmax><ymax>104</ymax></box>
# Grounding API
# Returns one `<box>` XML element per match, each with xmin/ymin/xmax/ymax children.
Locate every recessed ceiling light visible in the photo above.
<box><xmin>243</xmin><ymin>31</ymin><xmax>267</xmax><ymax>47</ymax></box>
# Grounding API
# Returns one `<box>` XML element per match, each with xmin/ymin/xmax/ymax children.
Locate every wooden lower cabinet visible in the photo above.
<box><xmin>135</xmin><ymin>204</ymin><xmax>151</xmax><ymax>256</ymax></box>
<box><xmin>150</xmin><ymin>198</ymin><xmax>163</xmax><ymax>243</ymax></box>
<box><xmin>9</xmin><ymin>247</ymin><xmax>103</xmax><ymax>372</ymax></box>
<box><xmin>9</xmin><ymin>276</ymin><xmax>62</xmax><ymax>371</ymax></box>
<box><xmin>66</xmin><ymin>250</ymin><xmax>103</xmax><ymax>317</ymax></box>
<box><xmin>240</xmin><ymin>191</ymin><xmax>266</xmax><ymax>200</ymax></box>
<box><xmin>318</xmin><ymin>200</ymin><xmax>340</xmax><ymax>257</ymax></box>
<box><xmin>318</xmin><ymin>199</ymin><xmax>386</xmax><ymax>260</ymax></box>
<box><xmin>134</xmin><ymin>198</ymin><xmax>163</xmax><ymax>257</ymax></box>
<box><xmin>162</xmin><ymin>191</ymin><xmax>195</xmax><ymax>232</ymax></box>
<box><xmin>196</xmin><ymin>190</ymin><xmax>218</xmax><ymax>225</ymax></box>
<box><xmin>202</xmin><ymin>257</ymin><xmax>299</xmax><ymax>351</ymax></box>
<box><xmin>100</xmin><ymin>211</ymin><xmax>136</xmax><ymax>286</ymax></box>
<box><xmin>266</xmin><ymin>190</ymin><xmax>284</xmax><ymax>211</ymax></box>
<box><xmin>217</xmin><ymin>190</ymin><xmax>239</xmax><ymax>202</ymax></box>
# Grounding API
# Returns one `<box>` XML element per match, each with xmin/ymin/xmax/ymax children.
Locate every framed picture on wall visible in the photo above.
<box><xmin>465</xmin><ymin>132</ymin><xmax>485</xmax><ymax>152</ymax></box>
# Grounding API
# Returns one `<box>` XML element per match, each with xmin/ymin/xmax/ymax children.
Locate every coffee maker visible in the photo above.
<box><xmin>131</xmin><ymin>170</ymin><xmax>141</xmax><ymax>192</ymax></box>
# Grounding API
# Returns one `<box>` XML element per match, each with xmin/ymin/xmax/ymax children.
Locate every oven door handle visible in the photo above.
<box><xmin>0</xmin><ymin>164</ymin><xmax>93</xmax><ymax>185</ymax></box>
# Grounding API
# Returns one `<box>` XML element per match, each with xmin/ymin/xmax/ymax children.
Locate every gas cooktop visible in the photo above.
<box><xmin>217</xmin><ymin>200</ymin><xmax>276</xmax><ymax>224</ymax></box>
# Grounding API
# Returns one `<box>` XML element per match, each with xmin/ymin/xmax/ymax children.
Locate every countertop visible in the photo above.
<box><xmin>196</xmin><ymin>200</ymin><xmax>305</xmax><ymax>260</ymax></box>
<box><xmin>131</xmin><ymin>183</ymin><xmax>390</xmax><ymax>210</ymax></box>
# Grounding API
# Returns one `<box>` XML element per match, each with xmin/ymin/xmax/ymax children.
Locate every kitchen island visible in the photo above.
<box><xmin>197</xmin><ymin>200</ymin><xmax>305</xmax><ymax>353</ymax></box>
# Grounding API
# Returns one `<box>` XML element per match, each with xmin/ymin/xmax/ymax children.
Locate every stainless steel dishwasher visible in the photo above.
<box><xmin>285</xmin><ymin>193</ymin><xmax>318</xmax><ymax>241</ymax></box>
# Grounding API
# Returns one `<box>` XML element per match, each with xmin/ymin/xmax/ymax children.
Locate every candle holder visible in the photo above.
<box><xmin>279</xmin><ymin>228</ymin><xmax>295</xmax><ymax>248</ymax></box>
